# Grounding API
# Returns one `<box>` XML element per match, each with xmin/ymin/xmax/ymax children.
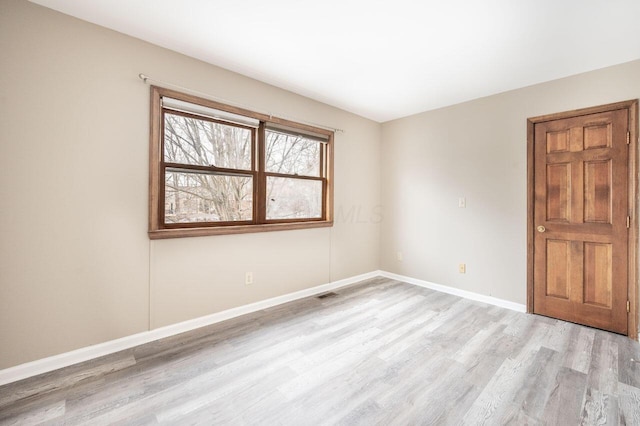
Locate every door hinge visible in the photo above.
<box><xmin>628</xmin><ymin>300</ymin><xmax>631</xmax><ymax>313</ymax></box>
<box><xmin>627</xmin><ymin>131</ymin><xmax>631</xmax><ymax>144</ymax></box>
<box><xmin>627</xmin><ymin>216</ymin><xmax>630</xmax><ymax>228</ymax></box>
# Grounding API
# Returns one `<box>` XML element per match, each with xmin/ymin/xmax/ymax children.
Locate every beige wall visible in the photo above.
<box><xmin>0</xmin><ymin>0</ymin><xmax>381</xmax><ymax>369</ymax></box>
<box><xmin>381</xmin><ymin>60</ymin><xmax>640</xmax><ymax>322</ymax></box>
<box><xmin>2</xmin><ymin>0</ymin><xmax>638</xmax><ymax>371</ymax></box>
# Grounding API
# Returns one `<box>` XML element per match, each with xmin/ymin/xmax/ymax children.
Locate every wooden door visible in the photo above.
<box><xmin>528</xmin><ymin>102</ymin><xmax>638</xmax><ymax>335</ymax></box>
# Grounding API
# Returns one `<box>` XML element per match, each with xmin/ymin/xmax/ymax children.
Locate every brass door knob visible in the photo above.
<box><xmin>537</xmin><ymin>225</ymin><xmax>546</xmax><ymax>233</ymax></box>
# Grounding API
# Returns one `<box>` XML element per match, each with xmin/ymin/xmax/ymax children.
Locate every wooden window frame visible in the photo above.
<box><xmin>148</xmin><ymin>86</ymin><xmax>334</xmax><ymax>239</ymax></box>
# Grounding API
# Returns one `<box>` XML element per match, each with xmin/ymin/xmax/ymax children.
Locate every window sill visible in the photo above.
<box><xmin>148</xmin><ymin>220</ymin><xmax>333</xmax><ymax>239</ymax></box>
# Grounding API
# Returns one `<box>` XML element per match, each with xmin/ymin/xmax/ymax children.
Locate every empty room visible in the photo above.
<box><xmin>1</xmin><ymin>0</ymin><xmax>640</xmax><ymax>424</ymax></box>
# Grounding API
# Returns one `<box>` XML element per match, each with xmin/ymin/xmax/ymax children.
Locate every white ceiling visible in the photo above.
<box><xmin>29</xmin><ymin>0</ymin><xmax>640</xmax><ymax>122</ymax></box>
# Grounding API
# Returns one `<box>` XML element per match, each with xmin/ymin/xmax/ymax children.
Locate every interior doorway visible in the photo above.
<box><xmin>527</xmin><ymin>100</ymin><xmax>638</xmax><ymax>339</ymax></box>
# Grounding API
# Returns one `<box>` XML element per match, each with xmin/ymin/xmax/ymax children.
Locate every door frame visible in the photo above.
<box><xmin>527</xmin><ymin>99</ymin><xmax>639</xmax><ymax>340</ymax></box>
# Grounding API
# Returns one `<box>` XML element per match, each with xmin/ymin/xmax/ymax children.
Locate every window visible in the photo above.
<box><xmin>148</xmin><ymin>86</ymin><xmax>333</xmax><ymax>238</ymax></box>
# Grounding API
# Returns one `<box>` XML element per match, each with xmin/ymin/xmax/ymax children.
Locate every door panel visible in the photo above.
<box><xmin>583</xmin><ymin>123</ymin><xmax>611</xmax><ymax>150</ymax></box>
<box><xmin>545</xmin><ymin>239</ymin><xmax>570</xmax><ymax>299</ymax></box>
<box><xmin>583</xmin><ymin>242</ymin><xmax>612</xmax><ymax>308</ymax></box>
<box><xmin>546</xmin><ymin>163</ymin><xmax>571</xmax><ymax>221</ymax></box>
<box><xmin>584</xmin><ymin>160</ymin><xmax>611</xmax><ymax>223</ymax></box>
<box><xmin>546</xmin><ymin>130</ymin><xmax>570</xmax><ymax>153</ymax></box>
<box><xmin>532</xmin><ymin>108</ymin><xmax>629</xmax><ymax>334</ymax></box>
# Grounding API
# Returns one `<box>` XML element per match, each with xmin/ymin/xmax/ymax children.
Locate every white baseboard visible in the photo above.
<box><xmin>0</xmin><ymin>270</ymin><xmax>526</xmax><ymax>386</ymax></box>
<box><xmin>0</xmin><ymin>270</ymin><xmax>380</xmax><ymax>387</ymax></box>
<box><xmin>379</xmin><ymin>270</ymin><xmax>527</xmax><ymax>313</ymax></box>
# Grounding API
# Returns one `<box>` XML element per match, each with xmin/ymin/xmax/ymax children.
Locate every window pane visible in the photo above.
<box><xmin>164</xmin><ymin>112</ymin><xmax>252</xmax><ymax>170</ymax></box>
<box><xmin>265</xmin><ymin>131</ymin><xmax>320</xmax><ymax>177</ymax></box>
<box><xmin>165</xmin><ymin>171</ymin><xmax>252</xmax><ymax>223</ymax></box>
<box><xmin>267</xmin><ymin>177</ymin><xmax>322</xmax><ymax>220</ymax></box>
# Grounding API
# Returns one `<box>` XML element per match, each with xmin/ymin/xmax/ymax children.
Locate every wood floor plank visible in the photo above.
<box><xmin>563</xmin><ymin>327</ymin><xmax>596</xmax><ymax>374</ymax></box>
<box><xmin>276</xmin><ymin>354</ymin><xmax>388</xmax><ymax>425</ymax></box>
<box><xmin>588</xmin><ymin>331</ymin><xmax>620</xmax><ymax>395</ymax></box>
<box><xmin>541</xmin><ymin>319</ymin><xmax>575</xmax><ymax>352</ymax></box>
<box><xmin>1</xmin><ymin>278</ymin><xmax>639</xmax><ymax>425</ymax></box>
<box><xmin>618</xmin><ymin>382</ymin><xmax>640</xmax><ymax>425</ymax></box>
<box><xmin>403</xmin><ymin>360</ymin><xmax>480</xmax><ymax>424</ymax></box>
<box><xmin>463</xmin><ymin>341</ymin><xmax>517</xmax><ymax>391</ymax></box>
<box><xmin>541</xmin><ymin>366</ymin><xmax>587</xmax><ymax>424</ymax></box>
<box><xmin>499</xmin><ymin>403</ymin><xmax>541</xmax><ymax>425</ymax></box>
<box><xmin>460</xmin><ymin>347</ymin><xmax>539</xmax><ymax>425</ymax></box>
<box><xmin>452</xmin><ymin>321</ymin><xmax>505</xmax><ymax>365</ymax></box>
<box><xmin>0</xmin><ymin>354</ymin><xmax>135</xmax><ymax>408</ymax></box>
<box><xmin>618</xmin><ymin>333</ymin><xmax>640</xmax><ymax>389</ymax></box>
<box><xmin>516</xmin><ymin>346</ymin><xmax>564</xmax><ymax>419</ymax></box>
<box><xmin>580</xmin><ymin>388</ymin><xmax>619</xmax><ymax>425</ymax></box>
<box><xmin>0</xmin><ymin>399</ymin><xmax>65</xmax><ymax>426</ymax></box>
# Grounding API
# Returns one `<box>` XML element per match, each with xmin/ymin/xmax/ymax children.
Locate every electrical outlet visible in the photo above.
<box><xmin>397</xmin><ymin>251</ymin><xmax>403</xmax><ymax>261</ymax></box>
<box><xmin>458</xmin><ymin>263</ymin><xmax>466</xmax><ymax>274</ymax></box>
<box><xmin>245</xmin><ymin>272</ymin><xmax>253</xmax><ymax>285</ymax></box>
<box><xmin>458</xmin><ymin>197</ymin><xmax>466</xmax><ymax>208</ymax></box>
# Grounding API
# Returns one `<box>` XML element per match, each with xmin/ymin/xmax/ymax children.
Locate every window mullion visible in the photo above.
<box><xmin>256</xmin><ymin>122</ymin><xmax>267</xmax><ymax>224</ymax></box>
<box><xmin>322</xmin><ymin>143</ymin><xmax>327</xmax><ymax>220</ymax></box>
<box><xmin>319</xmin><ymin>141</ymin><xmax>325</xmax><ymax>179</ymax></box>
<box><xmin>159</xmin><ymin>109</ymin><xmax>167</xmax><ymax>228</ymax></box>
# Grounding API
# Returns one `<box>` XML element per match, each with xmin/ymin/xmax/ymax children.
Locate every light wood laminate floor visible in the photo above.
<box><xmin>1</xmin><ymin>277</ymin><xmax>639</xmax><ymax>425</ymax></box>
